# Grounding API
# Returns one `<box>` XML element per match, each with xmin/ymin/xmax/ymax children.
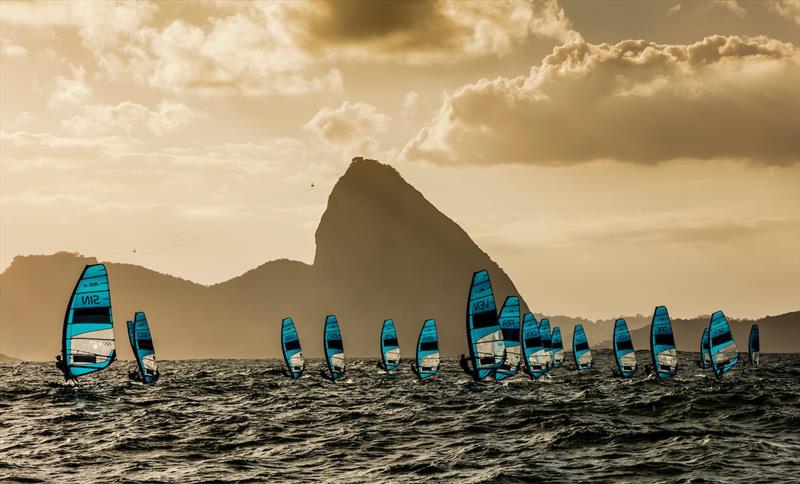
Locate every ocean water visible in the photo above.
<box><xmin>1</xmin><ymin>351</ymin><xmax>798</xmax><ymax>482</ymax></box>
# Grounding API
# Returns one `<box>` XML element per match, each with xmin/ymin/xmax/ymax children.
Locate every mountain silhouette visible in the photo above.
<box><xmin>594</xmin><ymin>311</ymin><xmax>800</xmax><ymax>354</ymax></box>
<box><xmin>1</xmin><ymin>158</ymin><xmax>797</xmax><ymax>360</ymax></box>
<box><xmin>0</xmin><ymin>158</ymin><xmax>523</xmax><ymax>360</ymax></box>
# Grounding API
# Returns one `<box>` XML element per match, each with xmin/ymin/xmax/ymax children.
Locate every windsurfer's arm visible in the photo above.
<box><xmin>410</xmin><ymin>361</ymin><xmax>419</xmax><ymax>377</ymax></box>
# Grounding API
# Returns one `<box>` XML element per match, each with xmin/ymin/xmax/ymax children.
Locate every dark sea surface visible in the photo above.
<box><xmin>1</xmin><ymin>351</ymin><xmax>799</xmax><ymax>482</ymax></box>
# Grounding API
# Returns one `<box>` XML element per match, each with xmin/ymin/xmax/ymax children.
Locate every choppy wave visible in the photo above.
<box><xmin>2</xmin><ymin>351</ymin><xmax>799</xmax><ymax>482</ymax></box>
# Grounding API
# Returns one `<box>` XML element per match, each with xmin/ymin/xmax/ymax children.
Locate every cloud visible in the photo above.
<box><xmin>304</xmin><ymin>101</ymin><xmax>390</xmax><ymax>157</ymax></box>
<box><xmin>61</xmin><ymin>100</ymin><xmax>203</xmax><ymax>137</ymax></box>
<box><xmin>299</xmin><ymin>0</ymin><xmax>581</xmax><ymax>64</ymax></box>
<box><xmin>402</xmin><ymin>35</ymin><xmax>800</xmax><ymax>166</ymax></box>
<box><xmin>49</xmin><ymin>65</ymin><xmax>92</xmax><ymax>107</ymax></box>
<box><xmin>667</xmin><ymin>4</ymin><xmax>682</xmax><ymax>16</ymax></box>
<box><xmin>2</xmin><ymin>1</ymin><xmax>580</xmax><ymax>96</ymax></box>
<box><xmin>0</xmin><ymin>39</ymin><xmax>27</xmax><ymax>58</ymax></box>
<box><xmin>402</xmin><ymin>91</ymin><xmax>419</xmax><ymax>117</ymax></box>
<box><xmin>769</xmin><ymin>0</ymin><xmax>800</xmax><ymax>25</ymax></box>
<box><xmin>142</xmin><ymin>11</ymin><xmax>344</xmax><ymax>96</ymax></box>
<box><xmin>8</xmin><ymin>112</ymin><xmax>36</xmax><ymax>130</ymax></box>
<box><xmin>710</xmin><ymin>0</ymin><xmax>747</xmax><ymax>17</ymax></box>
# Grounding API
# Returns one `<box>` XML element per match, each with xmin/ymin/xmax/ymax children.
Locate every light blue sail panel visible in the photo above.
<box><xmin>465</xmin><ymin>270</ymin><xmax>505</xmax><ymax>381</ymax></box>
<box><xmin>414</xmin><ymin>319</ymin><xmax>440</xmax><ymax>380</ymax></box>
<box><xmin>126</xmin><ymin>320</ymin><xmax>136</xmax><ymax>355</ymax></box>
<box><xmin>323</xmin><ymin>315</ymin><xmax>346</xmax><ymax>381</ymax></box>
<box><xmin>551</xmin><ymin>327</ymin><xmax>564</xmax><ymax>368</ymax></box>
<box><xmin>62</xmin><ymin>264</ymin><xmax>116</xmax><ymax>379</ymax></box>
<box><xmin>572</xmin><ymin>324</ymin><xmax>592</xmax><ymax>373</ymax></box>
<box><xmin>130</xmin><ymin>312</ymin><xmax>158</xmax><ymax>384</ymax></box>
<box><xmin>495</xmin><ymin>296</ymin><xmax>521</xmax><ymax>381</ymax></box>
<box><xmin>538</xmin><ymin>318</ymin><xmax>553</xmax><ymax>371</ymax></box>
<box><xmin>700</xmin><ymin>327</ymin><xmax>711</xmax><ymax>369</ymax></box>
<box><xmin>380</xmin><ymin>319</ymin><xmax>400</xmax><ymax>373</ymax></box>
<box><xmin>521</xmin><ymin>312</ymin><xmax>548</xmax><ymax>379</ymax></box>
<box><xmin>650</xmin><ymin>306</ymin><xmax>677</xmax><ymax>380</ymax></box>
<box><xmin>748</xmin><ymin>324</ymin><xmax>760</xmax><ymax>366</ymax></box>
<box><xmin>709</xmin><ymin>310</ymin><xmax>739</xmax><ymax>378</ymax></box>
<box><xmin>612</xmin><ymin>318</ymin><xmax>637</xmax><ymax>378</ymax></box>
<box><xmin>281</xmin><ymin>317</ymin><xmax>304</xmax><ymax>379</ymax></box>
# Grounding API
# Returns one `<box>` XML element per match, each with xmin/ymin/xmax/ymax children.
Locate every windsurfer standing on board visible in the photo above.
<box><xmin>55</xmin><ymin>355</ymin><xmax>77</xmax><ymax>384</ymax></box>
<box><xmin>459</xmin><ymin>354</ymin><xmax>472</xmax><ymax>376</ymax></box>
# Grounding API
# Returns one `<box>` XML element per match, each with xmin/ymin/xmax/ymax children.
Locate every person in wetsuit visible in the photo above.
<box><xmin>55</xmin><ymin>355</ymin><xmax>77</xmax><ymax>384</ymax></box>
<box><xmin>459</xmin><ymin>354</ymin><xmax>473</xmax><ymax>377</ymax></box>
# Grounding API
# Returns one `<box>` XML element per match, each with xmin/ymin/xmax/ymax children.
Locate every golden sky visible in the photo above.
<box><xmin>1</xmin><ymin>0</ymin><xmax>798</xmax><ymax>319</ymax></box>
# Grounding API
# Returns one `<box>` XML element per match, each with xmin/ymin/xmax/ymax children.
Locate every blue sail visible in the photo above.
<box><xmin>61</xmin><ymin>264</ymin><xmax>116</xmax><ymax>379</ymax></box>
<box><xmin>551</xmin><ymin>327</ymin><xmax>564</xmax><ymax>368</ymax></box>
<box><xmin>521</xmin><ymin>312</ymin><xmax>548</xmax><ymax>379</ymax></box>
<box><xmin>612</xmin><ymin>318</ymin><xmax>637</xmax><ymax>378</ymax></box>
<box><xmin>748</xmin><ymin>324</ymin><xmax>760</xmax><ymax>366</ymax></box>
<box><xmin>700</xmin><ymin>327</ymin><xmax>711</xmax><ymax>369</ymax></box>
<box><xmin>465</xmin><ymin>270</ymin><xmax>505</xmax><ymax>381</ymax></box>
<box><xmin>538</xmin><ymin>318</ymin><xmax>553</xmax><ymax>372</ymax></box>
<box><xmin>281</xmin><ymin>317</ymin><xmax>304</xmax><ymax>379</ymax></box>
<box><xmin>379</xmin><ymin>319</ymin><xmax>400</xmax><ymax>373</ymax></box>
<box><xmin>709</xmin><ymin>310</ymin><xmax>739</xmax><ymax>378</ymax></box>
<box><xmin>495</xmin><ymin>296</ymin><xmax>521</xmax><ymax>381</ymax></box>
<box><xmin>127</xmin><ymin>312</ymin><xmax>158</xmax><ymax>384</ymax></box>
<box><xmin>572</xmin><ymin>324</ymin><xmax>592</xmax><ymax>373</ymax></box>
<box><xmin>323</xmin><ymin>315</ymin><xmax>346</xmax><ymax>382</ymax></box>
<box><xmin>412</xmin><ymin>319</ymin><xmax>440</xmax><ymax>380</ymax></box>
<box><xmin>650</xmin><ymin>306</ymin><xmax>677</xmax><ymax>380</ymax></box>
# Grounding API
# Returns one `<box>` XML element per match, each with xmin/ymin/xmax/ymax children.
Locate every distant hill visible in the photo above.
<box><xmin>2</xmin><ymin>158</ymin><xmax>796</xmax><ymax>361</ymax></box>
<box><xmin>0</xmin><ymin>353</ymin><xmax>19</xmax><ymax>362</ymax></box>
<box><xmin>594</xmin><ymin>311</ymin><xmax>800</xmax><ymax>353</ymax></box>
<box><xmin>0</xmin><ymin>158</ymin><xmax>523</xmax><ymax>361</ymax></box>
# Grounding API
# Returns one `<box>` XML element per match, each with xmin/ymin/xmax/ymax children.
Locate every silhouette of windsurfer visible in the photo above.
<box><xmin>459</xmin><ymin>354</ymin><xmax>473</xmax><ymax>377</ymax></box>
<box><xmin>55</xmin><ymin>355</ymin><xmax>77</xmax><ymax>384</ymax></box>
